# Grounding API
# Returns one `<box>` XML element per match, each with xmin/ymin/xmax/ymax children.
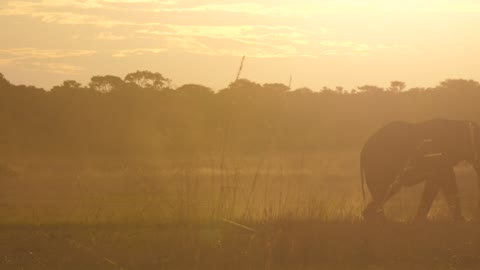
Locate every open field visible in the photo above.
<box><xmin>2</xmin><ymin>14</ymin><xmax>480</xmax><ymax>269</ymax></box>
<box><xmin>1</xmin><ymin>154</ymin><xmax>480</xmax><ymax>269</ymax></box>
<box><xmin>2</xmin><ymin>222</ymin><xmax>480</xmax><ymax>269</ymax></box>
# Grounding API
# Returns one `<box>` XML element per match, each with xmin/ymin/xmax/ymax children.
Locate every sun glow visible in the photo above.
<box><xmin>0</xmin><ymin>0</ymin><xmax>479</xmax><ymax>89</ymax></box>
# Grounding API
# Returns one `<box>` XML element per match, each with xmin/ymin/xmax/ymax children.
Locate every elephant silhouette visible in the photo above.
<box><xmin>361</xmin><ymin>119</ymin><xmax>480</xmax><ymax>222</ymax></box>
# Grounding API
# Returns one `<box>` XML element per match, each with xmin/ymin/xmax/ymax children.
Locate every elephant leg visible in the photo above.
<box><xmin>414</xmin><ymin>178</ymin><xmax>440</xmax><ymax>221</ymax></box>
<box><xmin>362</xmin><ymin>176</ymin><xmax>402</xmax><ymax>221</ymax></box>
<box><xmin>363</xmin><ymin>174</ymin><xmax>386</xmax><ymax>221</ymax></box>
<box><xmin>381</xmin><ymin>177</ymin><xmax>404</xmax><ymax>204</ymax></box>
<box><xmin>439</xmin><ymin>168</ymin><xmax>464</xmax><ymax>221</ymax></box>
<box><xmin>362</xmin><ymin>201</ymin><xmax>385</xmax><ymax>221</ymax></box>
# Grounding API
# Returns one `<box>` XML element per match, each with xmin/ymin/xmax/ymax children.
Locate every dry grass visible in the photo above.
<box><xmin>2</xmin><ymin>222</ymin><xmax>480</xmax><ymax>269</ymax></box>
<box><xmin>0</xmin><ymin>153</ymin><xmax>480</xmax><ymax>269</ymax></box>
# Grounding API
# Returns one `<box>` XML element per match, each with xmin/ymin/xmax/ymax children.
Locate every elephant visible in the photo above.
<box><xmin>360</xmin><ymin>119</ymin><xmax>480</xmax><ymax>222</ymax></box>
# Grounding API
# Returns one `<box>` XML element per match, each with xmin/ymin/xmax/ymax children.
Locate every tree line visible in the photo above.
<box><xmin>1</xmin><ymin>71</ymin><xmax>479</xmax><ymax>160</ymax></box>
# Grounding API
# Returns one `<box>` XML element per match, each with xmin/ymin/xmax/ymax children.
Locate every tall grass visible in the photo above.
<box><xmin>0</xmin><ymin>152</ymin><xmax>477</xmax><ymax>224</ymax></box>
<box><xmin>2</xmin><ymin>155</ymin><xmax>480</xmax><ymax>269</ymax></box>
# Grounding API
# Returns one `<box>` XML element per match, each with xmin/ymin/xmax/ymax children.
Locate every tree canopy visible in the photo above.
<box><xmin>1</xmin><ymin>71</ymin><xmax>479</xmax><ymax>159</ymax></box>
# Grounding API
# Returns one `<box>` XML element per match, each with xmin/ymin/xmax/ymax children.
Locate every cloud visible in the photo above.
<box><xmin>94</xmin><ymin>32</ymin><xmax>128</xmax><ymax>40</ymax></box>
<box><xmin>152</xmin><ymin>2</ymin><xmax>266</xmax><ymax>14</ymax></box>
<box><xmin>88</xmin><ymin>0</ymin><xmax>178</xmax><ymax>8</ymax></box>
<box><xmin>2</xmin><ymin>0</ymin><xmax>480</xmax><ymax>29</ymax></box>
<box><xmin>0</xmin><ymin>48</ymin><xmax>92</xmax><ymax>74</ymax></box>
<box><xmin>0</xmin><ymin>1</ymin><xmax>135</xmax><ymax>27</ymax></box>
<box><xmin>134</xmin><ymin>24</ymin><xmax>318</xmax><ymax>58</ymax></box>
<box><xmin>112</xmin><ymin>48</ymin><xmax>167</xmax><ymax>57</ymax></box>
<box><xmin>161</xmin><ymin>36</ymin><xmax>315</xmax><ymax>58</ymax></box>
<box><xmin>0</xmin><ymin>48</ymin><xmax>96</xmax><ymax>59</ymax></box>
<box><xmin>0</xmin><ymin>0</ymin><xmax>178</xmax><ymax>11</ymax></box>
<box><xmin>0</xmin><ymin>0</ymin><xmax>379</xmax><ymax>59</ymax></box>
<box><xmin>135</xmin><ymin>24</ymin><xmax>395</xmax><ymax>58</ymax></box>
<box><xmin>0</xmin><ymin>58</ymin><xmax>16</xmax><ymax>65</ymax></box>
<box><xmin>101</xmin><ymin>0</ymin><xmax>177</xmax><ymax>3</ymax></box>
<box><xmin>313</xmin><ymin>41</ymin><xmax>406</xmax><ymax>56</ymax></box>
<box><xmin>126</xmin><ymin>1</ymin><xmax>480</xmax><ymax>17</ymax></box>
<box><xmin>0</xmin><ymin>1</ymin><xmax>405</xmax><ymax>59</ymax></box>
<box><xmin>30</xmin><ymin>62</ymin><xmax>84</xmax><ymax>75</ymax></box>
<box><xmin>136</xmin><ymin>24</ymin><xmax>315</xmax><ymax>42</ymax></box>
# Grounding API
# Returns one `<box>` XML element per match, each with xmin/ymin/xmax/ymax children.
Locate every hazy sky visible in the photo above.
<box><xmin>1</xmin><ymin>0</ymin><xmax>479</xmax><ymax>90</ymax></box>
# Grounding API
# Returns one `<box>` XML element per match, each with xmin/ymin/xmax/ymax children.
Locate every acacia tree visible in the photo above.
<box><xmin>388</xmin><ymin>81</ymin><xmax>406</xmax><ymax>93</ymax></box>
<box><xmin>89</xmin><ymin>75</ymin><xmax>124</xmax><ymax>93</ymax></box>
<box><xmin>124</xmin><ymin>70</ymin><xmax>170</xmax><ymax>90</ymax></box>
<box><xmin>52</xmin><ymin>80</ymin><xmax>82</xmax><ymax>90</ymax></box>
<box><xmin>50</xmin><ymin>80</ymin><xmax>86</xmax><ymax>96</ymax></box>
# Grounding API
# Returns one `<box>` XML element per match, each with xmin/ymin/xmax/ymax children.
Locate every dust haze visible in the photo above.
<box><xmin>2</xmin><ymin>0</ymin><xmax>480</xmax><ymax>268</ymax></box>
<box><xmin>2</xmin><ymin>72</ymin><xmax>480</xmax><ymax>268</ymax></box>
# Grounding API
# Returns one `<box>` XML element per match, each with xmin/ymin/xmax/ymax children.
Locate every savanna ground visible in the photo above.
<box><xmin>1</xmin><ymin>152</ymin><xmax>480</xmax><ymax>269</ymax></box>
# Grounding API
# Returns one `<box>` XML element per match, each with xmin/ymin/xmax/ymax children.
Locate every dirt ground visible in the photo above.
<box><xmin>1</xmin><ymin>222</ymin><xmax>480</xmax><ymax>270</ymax></box>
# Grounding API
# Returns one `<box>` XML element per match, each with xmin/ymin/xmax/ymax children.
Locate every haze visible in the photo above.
<box><xmin>1</xmin><ymin>0</ymin><xmax>479</xmax><ymax>90</ymax></box>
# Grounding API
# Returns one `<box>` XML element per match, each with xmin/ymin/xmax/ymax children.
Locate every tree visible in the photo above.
<box><xmin>0</xmin><ymin>73</ymin><xmax>12</xmax><ymax>89</ymax></box>
<box><xmin>388</xmin><ymin>81</ymin><xmax>406</xmax><ymax>93</ymax></box>
<box><xmin>357</xmin><ymin>85</ymin><xmax>384</xmax><ymax>94</ymax></box>
<box><xmin>176</xmin><ymin>84</ymin><xmax>213</xmax><ymax>97</ymax></box>
<box><xmin>406</xmin><ymin>87</ymin><xmax>426</xmax><ymax>94</ymax></box>
<box><xmin>51</xmin><ymin>80</ymin><xmax>83</xmax><ymax>92</ymax></box>
<box><xmin>263</xmin><ymin>83</ymin><xmax>290</xmax><ymax>93</ymax></box>
<box><xmin>319</xmin><ymin>86</ymin><xmax>337</xmax><ymax>95</ymax></box>
<box><xmin>124</xmin><ymin>70</ymin><xmax>170</xmax><ymax>90</ymax></box>
<box><xmin>89</xmin><ymin>75</ymin><xmax>124</xmax><ymax>93</ymax></box>
<box><xmin>226</xmin><ymin>79</ymin><xmax>262</xmax><ymax>90</ymax></box>
<box><xmin>437</xmin><ymin>79</ymin><xmax>480</xmax><ymax>92</ymax></box>
<box><xmin>219</xmin><ymin>79</ymin><xmax>263</xmax><ymax>98</ymax></box>
<box><xmin>291</xmin><ymin>87</ymin><xmax>314</xmax><ymax>95</ymax></box>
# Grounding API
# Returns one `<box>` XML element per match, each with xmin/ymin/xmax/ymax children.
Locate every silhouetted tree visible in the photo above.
<box><xmin>388</xmin><ymin>81</ymin><xmax>406</xmax><ymax>93</ymax></box>
<box><xmin>176</xmin><ymin>84</ymin><xmax>213</xmax><ymax>97</ymax></box>
<box><xmin>124</xmin><ymin>70</ymin><xmax>170</xmax><ymax>90</ymax></box>
<box><xmin>358</xmin><ymin>85</ymin><xmax>384</xmax><ymax>93</ymax></box>
<box><xmin>1</xmin><ymin>72</ymin><xmax>480</xmax><ymax>159</ymax></box>
<box><xmin>406</xmin><ymin>87</ymin><xmax>427</xmax><ymax>94</ymax></box>
<box><xmin>51</xmin><ymin>80</ymin><xmax>83</xmax><ymax>93</ymax></box>
<box><xmin>319</xmin><ymin>87</ymin><xmax>337</xmax><ymax>95</ymax></box>
<box><xmin>0</xmin><ymin>73</ymin><xmax>11</xmax><ymax>89</ymax></box>
<box><xmin>222</xmin><ymin>79</ymin><xmax>262</xmax><ymax>94</ymax></box>
<box><xmin>291</xmin><ymin>87</ymin><xmax>313</xmax><ymax>95</ymax></box>
<box><xmin>89</xmin><ymin>75</ymin><xmax>124</xmax><ymax>93</ymax></box>
<box><xmin>263</xmin><ymin>83</ymin><xmax>290</xmax><ymax>93</ymax></box>
<box><xmin>437</xmin><ymin>79</ymin><xmax>480</xmax><ymax>92</ymax></box>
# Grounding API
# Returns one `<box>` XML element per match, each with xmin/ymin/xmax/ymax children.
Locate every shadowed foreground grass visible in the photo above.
<box><xmin>1</xmin><ymin>221</ymin><xmax>480</xmax><ymax>270</ymax></box>
<box><xmin>1</xmin><ymin>158</ymin><xmax>480</xmax><ymax>269</ymax></box>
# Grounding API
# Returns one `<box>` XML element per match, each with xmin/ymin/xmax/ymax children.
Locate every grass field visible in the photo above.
<box><xmin>2</xmin><ymin>222</ymin><xmax>480</xmax><ymax>269</ymax></box>
<box><xmin>1</xmin><ymin>153</ymin><xmax>480</xmax><ymax>269</ymax></box>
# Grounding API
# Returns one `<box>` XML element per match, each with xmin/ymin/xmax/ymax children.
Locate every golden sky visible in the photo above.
<box><xmin>1</xmin><ymin>0</ymin><xmax>479</xmax><ymax>90</ymax></box>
